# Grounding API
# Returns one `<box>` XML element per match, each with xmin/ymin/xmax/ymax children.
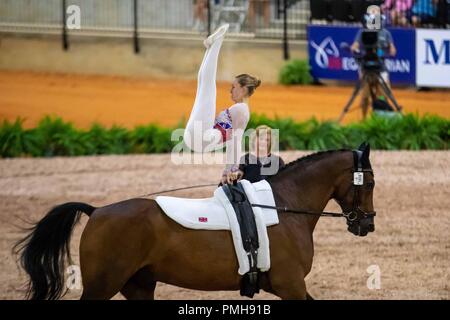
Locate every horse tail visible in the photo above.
<box><xmin>14</xmin><ymin>202</ymin><xmax>96</xmax><ymax>300</ymax></box>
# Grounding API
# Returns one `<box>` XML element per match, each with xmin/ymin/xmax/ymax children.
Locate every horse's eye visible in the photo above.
<box><xmin>366</xmin><ymin>181</ymin><xmax>375</xmax><ymax>189</ymax></box>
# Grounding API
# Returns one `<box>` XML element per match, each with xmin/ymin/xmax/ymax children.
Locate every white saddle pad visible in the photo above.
<box><xmin>155</xmin><ymin>179</ymin><xmax>279</xmax><ymax>275</ymax></box>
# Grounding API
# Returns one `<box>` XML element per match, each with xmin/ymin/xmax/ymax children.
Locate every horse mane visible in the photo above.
<box><xmin>272</xmin><ymin>149</ymin><xmax>351</xmax><ymax>176</ymax></box>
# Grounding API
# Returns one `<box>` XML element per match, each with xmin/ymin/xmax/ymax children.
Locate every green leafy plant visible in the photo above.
<box><xmin>279</xmin><ymin>59</ymin><xmax>313</xmax><ymax>85</ymax></box>
<box><xmin>31</xmin><ymin>116</ymin><xmax>89</xmax><ymax>156</ymax></box>
<box><xmin>0</xmin><ymin>118</ymin><xmax>27</xmax><ymax>157</ymax></box>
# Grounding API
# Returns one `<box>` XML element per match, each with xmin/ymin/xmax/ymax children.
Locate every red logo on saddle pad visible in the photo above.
<box><xmin>198</xmin><ymin>217</ymin><xmax>208</xmax><ymax>223</ymax></box>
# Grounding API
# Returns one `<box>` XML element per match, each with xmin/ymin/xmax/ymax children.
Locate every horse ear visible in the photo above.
<box><xmin>362</xmin><ymin>143</ymin><xmax>371</xmax><ymax>160</ymax></box>
<box><xmin>358</xmin><ymin>142</ymin><xmax>368</xmax><ymax>151</ymax></box>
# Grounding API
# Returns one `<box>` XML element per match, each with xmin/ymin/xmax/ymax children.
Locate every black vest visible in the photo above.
<box><xmin>239</xmin><ymin>153</ymin><xmax>285</xmax><ymax>183</ymax></box>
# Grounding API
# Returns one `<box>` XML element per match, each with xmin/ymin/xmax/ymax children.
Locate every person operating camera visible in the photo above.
<box><xmin>350</xmin><ymin>5</ymin><xmax>397</xmax><ymax>119</ymax></box>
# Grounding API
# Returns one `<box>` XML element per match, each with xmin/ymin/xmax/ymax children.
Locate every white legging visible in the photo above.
<box><xmin>183</xmin><ymin>35</ymin><xmax>225</xmax><ymax>153</ymax></box>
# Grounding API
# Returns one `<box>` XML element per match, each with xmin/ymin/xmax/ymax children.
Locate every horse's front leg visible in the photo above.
<box><xmin>269</xmin><ymin>271</ymin><xmax>308</xmax><ymax>300</ymax></box>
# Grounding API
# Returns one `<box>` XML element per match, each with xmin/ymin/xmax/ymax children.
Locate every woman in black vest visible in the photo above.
<box><xmin>221</xmin><ymin>125</ymin><xmax>285</xmax><ymax>185</ymax></box>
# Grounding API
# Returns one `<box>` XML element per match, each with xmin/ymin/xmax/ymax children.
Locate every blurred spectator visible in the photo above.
<box><xmin>382</xmin><ymin>0</ymin><xmax>413</xmax><ymax>26</ymax></box>
<box><xmin>248</xmin><ymin>0</ymin><xmax>271</xmax><ymax>31</ymax></box>
<box><xmin>411</xmin><ymin>0</ymin><xmax>439</xmax><ymax>26</ymax></box>
<box><xmin>351</xmin><ymin>5</ymin><xmax>397</xmax><ymax>119</ymax></box>
<box><xmin>193</xmin><ymin>0</ymin><xmax>208</xmax><ymax>31</ymax></box>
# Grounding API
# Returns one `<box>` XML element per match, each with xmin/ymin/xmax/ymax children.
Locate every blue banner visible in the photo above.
<box><xmin>307</xmin><ymin>25</ymin><xmax>416</xmax><ymax>84</ymax></box>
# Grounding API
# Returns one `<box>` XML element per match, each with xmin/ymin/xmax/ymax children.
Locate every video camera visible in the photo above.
<box><xmin>358</xmin><ymin>29</ymin><xmax>384</xmax><ymax>73</ymax></box>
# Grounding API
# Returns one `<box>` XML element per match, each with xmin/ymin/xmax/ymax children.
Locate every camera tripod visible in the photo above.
<box><xmin>338</xmin><ymin>68</ymin><xmax>403</xmax><ymax>123</ymax></box>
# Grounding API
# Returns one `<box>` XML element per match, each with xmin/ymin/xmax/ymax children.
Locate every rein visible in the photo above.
<box><xmin>250</xmin><ymin>203</ymin><xmax>349</xmax><ymax>218</ymax></box>
<box><xmin>139</xmin><ymin>149</ymin><xmax>376</xmax><ymax>221</ymax></box>
<box><xmin>138</xmin><ymin>184</ymin><xmax>350</xmax><ymax>218</ymax></box>
<box><xmin>141</xmin><ymin>182</ymin><xmax>374</xmax><ymax>220</ymax></box>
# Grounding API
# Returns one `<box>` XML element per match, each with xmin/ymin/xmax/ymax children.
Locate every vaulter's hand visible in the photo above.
<box><xmin>221</xmin><ymin>174</ymin><xmax>228</xmax><ymax>185</ymax></box>
<box><xmin>226</xmin><ymin>170</ymin><xmax>243</xmax><ymax>185</ymax></box>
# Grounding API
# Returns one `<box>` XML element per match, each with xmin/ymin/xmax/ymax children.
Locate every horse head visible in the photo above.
<box><xmin>334</xmin><ymin>142</ymin><xmax>376</xmax><ymax>237</ymax></box>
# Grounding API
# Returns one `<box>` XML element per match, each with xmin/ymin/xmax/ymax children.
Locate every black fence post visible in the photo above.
<box><xmin>207</xmin><ymin>0</ymin><xmax>212</xmax><ymax>36</ymax></box>
<box><xmin>276</xmin><ymin>0</ymin><xmax>281</xmax><ymax>19</ymax></box>
<box><xmin>133</xmin><ymin>0</ymin><xmax>140</xmax><ymax>53</ymax></box>
<box><xmin>283</xmin><ymin>0</ymin><xmax>289</xmax><ymax>60</ymax></box>
<box><xmin>62</xmin><ymin>0</ymin><xmax>69</xmax><ymax>50</ymax></box>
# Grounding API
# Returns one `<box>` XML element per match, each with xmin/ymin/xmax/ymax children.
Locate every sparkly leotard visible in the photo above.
<box><xmin>213</xmin><ymin>108</ymin><xmax>233</xmax><ymax>142</ymax></box>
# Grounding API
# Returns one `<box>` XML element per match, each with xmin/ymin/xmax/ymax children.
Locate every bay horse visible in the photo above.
<box><xmin>14</xmin><ymin>143</ymin><xmax>376</xmax><ymax>300</ymax></box>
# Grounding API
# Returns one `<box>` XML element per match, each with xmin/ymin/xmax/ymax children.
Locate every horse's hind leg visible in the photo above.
<box><xmin>79</xmin><ymin>224</ymin><xmax>145</xmax><ymax>300</ymax></box>
<box><xmin>120</xmin><ymin>267</ymin><xmax>156</xmax><ymax>300</ymax></box>
<box><xmin>79</xmin><ymin>264</ymin><xmax>132</xmax><ymax>300</ymax></box>
<box><xmin>121</xmin><ymin>280</ymin><xmax>156</xmax><ymax>300</ymax></box>
<box><xmin>80</xmin><ymin>275</ymin><xmax>125</xmax><ymax>300</ymax></box>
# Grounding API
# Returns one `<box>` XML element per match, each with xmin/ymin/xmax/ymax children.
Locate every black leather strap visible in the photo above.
<box><xmin>222</xmin><ymin>183</ymin><xmax>259</xmax><ymax>253</ymax></box>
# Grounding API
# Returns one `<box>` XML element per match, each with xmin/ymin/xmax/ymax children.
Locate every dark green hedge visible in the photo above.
<box><xmin>0</xmin><ymin>113</ymin><xmax>448</xmax><ymax>158</ymax></box>
<box><xmin>247</xmin><ymin>113</ymin><xmax>449</xmax><ymax>151</ymax></box>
